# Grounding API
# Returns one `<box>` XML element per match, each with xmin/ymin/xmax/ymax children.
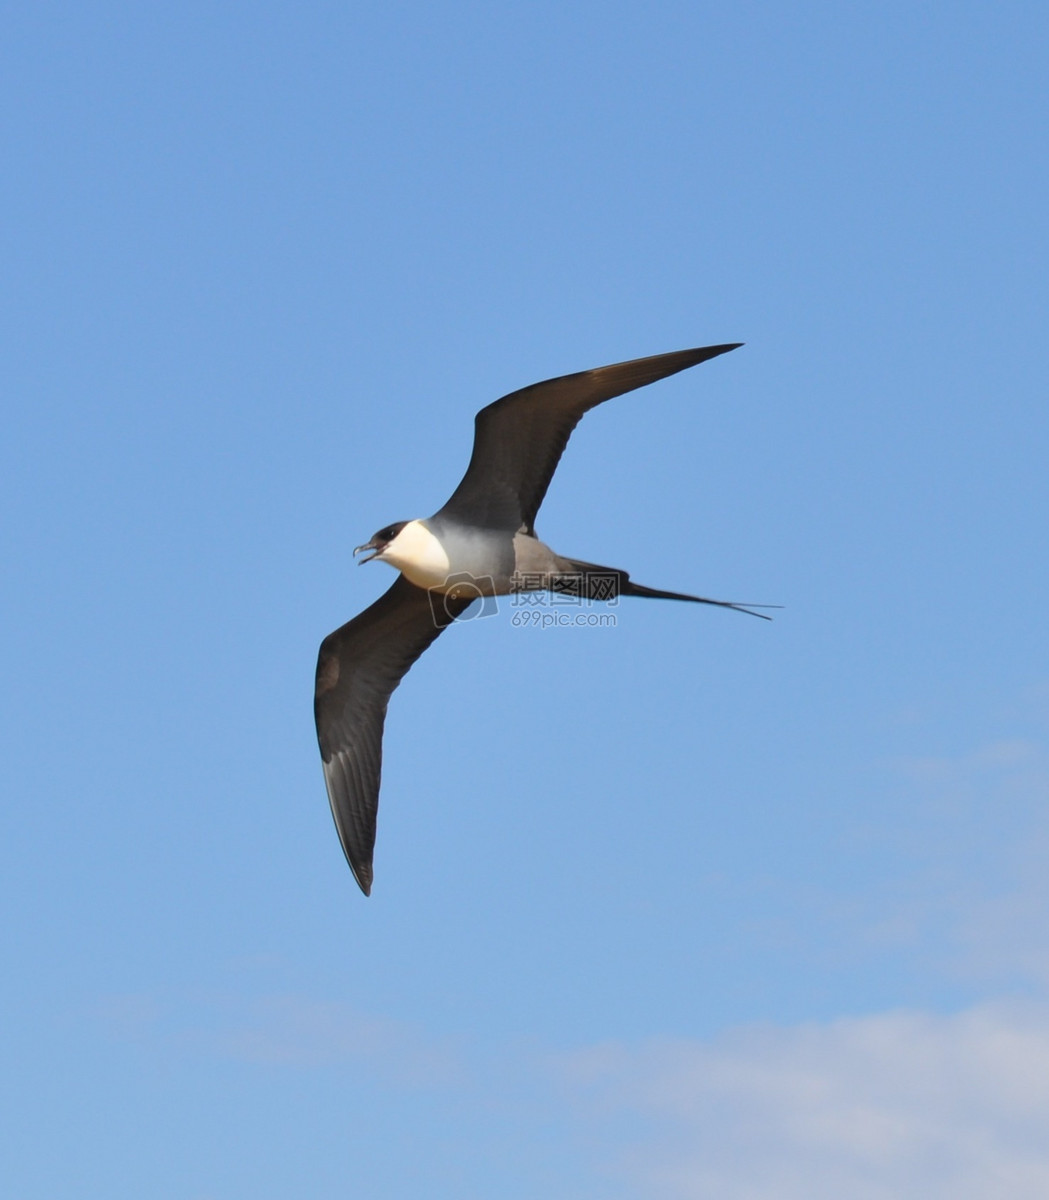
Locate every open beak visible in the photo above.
<box><xmin>353</xmin><ymin>539</ymin><xmax>383</xmax><ymax>565</ymax></box>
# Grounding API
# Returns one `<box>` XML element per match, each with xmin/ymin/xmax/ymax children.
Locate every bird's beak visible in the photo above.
<box><xmin>353</xmin><ymin>539</ymin><xmax>383</xmax><ymax>565</ymax></box>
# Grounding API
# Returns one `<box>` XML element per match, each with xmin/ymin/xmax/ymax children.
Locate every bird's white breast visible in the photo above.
<box><xmin>380</xmin><ymin>519</ymin><xmax>453</xmax><ymax>590</ymax></box>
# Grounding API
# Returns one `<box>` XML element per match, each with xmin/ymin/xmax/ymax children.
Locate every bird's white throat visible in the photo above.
<box><xmin>379</xmin><ymin>519</ymin><xmax>453</xmax><ymax>590</ymax></box>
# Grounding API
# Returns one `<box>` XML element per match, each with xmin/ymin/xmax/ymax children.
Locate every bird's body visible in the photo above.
<box><xmin>376</xmin><ymin>517</ymin><xmax>599</xmax><ymax>596</ymax></box>
<box><xmin>315</xmin><ymin>343</ymin><xmax>771</xmax><ymax>894</ymax></box>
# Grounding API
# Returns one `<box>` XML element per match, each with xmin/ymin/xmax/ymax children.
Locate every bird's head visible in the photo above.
<box><xmin>353</xmin><ymin>521</ymin><xmax>409</xmax><ymax>565</ymax></box>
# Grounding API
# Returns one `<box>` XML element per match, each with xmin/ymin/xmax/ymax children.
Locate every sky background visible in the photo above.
<box><xmin>2</xmin><ymin>3</ymin><xmax>1048</xmax><ymax>1197</ymax></box>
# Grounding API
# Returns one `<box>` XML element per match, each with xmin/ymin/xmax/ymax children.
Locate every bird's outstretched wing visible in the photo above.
<box><xmin>314</xmin><ymin>575</ymin><xmax>472</xmax><ymax>894</ymax></box>
<box><xmin>436</xmin><ymin>343</ymin><xmax>742</xmax><ymax>534</ymax></box>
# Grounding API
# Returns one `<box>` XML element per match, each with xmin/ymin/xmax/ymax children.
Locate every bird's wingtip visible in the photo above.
<box><xmin>692</xmin><ymin>342</ymin><xmax>744</xmax><ymax>360</ymax></box>
<box><xmin>348</xmin><ymin>859</ymin><xmax>373</xmax><ymax>896</ymax></box>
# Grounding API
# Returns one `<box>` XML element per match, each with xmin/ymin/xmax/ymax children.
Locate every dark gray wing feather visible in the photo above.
<box><xmin>436</xmin><ymin>343</ymin><xmax>742</xmax><ymax>533</ymax></box>
<box><xmin>314</xmin><ymin>575</ymin><xmax>472</xmax><ymax>895</ymax></box>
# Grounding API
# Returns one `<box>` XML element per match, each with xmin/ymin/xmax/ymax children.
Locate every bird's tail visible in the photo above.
<box><xmin>557</xmin><ymin>557</ymin><xmax>778</xmax><ymax>620</ymax></box>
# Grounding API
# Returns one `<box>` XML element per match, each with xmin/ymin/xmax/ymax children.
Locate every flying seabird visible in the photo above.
<box><xmin>314</xmin><ymin>343</ymin><xmax>771</xmax><ymax>894</ymax></box>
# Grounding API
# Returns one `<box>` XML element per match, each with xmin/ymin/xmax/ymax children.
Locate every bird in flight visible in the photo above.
<box><xmin>314</xmin><ymin>343</ymin><xmax>771</xmax><ymax>894</ymax></box>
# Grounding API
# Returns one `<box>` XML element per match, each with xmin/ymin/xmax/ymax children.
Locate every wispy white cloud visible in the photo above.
<box><xmin>697</xmin><ymin>730</ymin><xmax>1049</xmax><ymax>992</ymax></box>
<box><xmin>93</xmin><ymin>723</ymin><xmax>1049</xmax><ymax>1197</ymax></box>
<box><xmin>559</xmin><ymin>1002</ymin><xmax>1049</xmax><ymax>1200</ymax></box>
<box><xmin>97</xmin><ymin>990</ymin><xmax>464</xmax><ymax>1088</ymax></box>
<box><xmin>97</xmin><ymin>989</ymin><xmax>1049</xmax><ymax>1196</ymax></box>
<box><xmin>898</xmin><ymin>737</ymin><xmax>1044</xmax><ymax>783</ymax></box>
<box><xmin>200</xmin><ymin>994</ymin><xmax>463</xmax><ymax>1085</ymax></box>
<box><xmin>884</xmin><ymin>736</ymin><xmax>1049</xmax><ymax>985</ymax></box>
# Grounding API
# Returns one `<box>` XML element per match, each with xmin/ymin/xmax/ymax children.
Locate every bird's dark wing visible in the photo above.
<box><xmin>314</xmin><ymin>574</ymin><xmax>472</xmax><ymax>895</ymax></box>
<box><xmin>435</xmin><ymin>344</ymin><xmax>742</xmax><ymax>534</ymax></box>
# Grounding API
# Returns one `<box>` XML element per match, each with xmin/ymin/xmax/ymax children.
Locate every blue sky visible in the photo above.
<box><xmin>3</xmin><ymin>3</ymin><xmax>1048</xmax><ymax>1196</ymax></box>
